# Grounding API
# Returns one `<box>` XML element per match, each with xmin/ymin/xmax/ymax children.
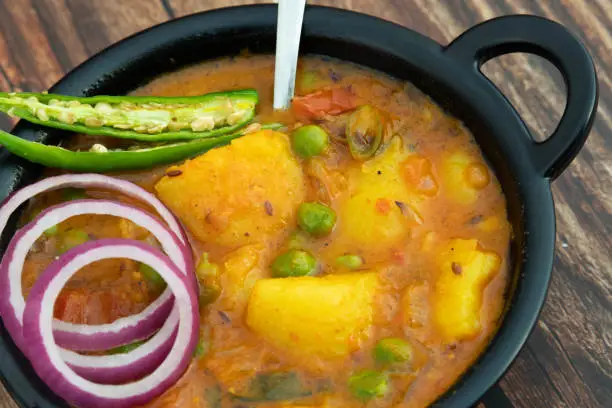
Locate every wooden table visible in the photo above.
<box><xmin>0</xmin><ymin>1</ymin><xmax>609</xmax><ymax>407</ymax></box>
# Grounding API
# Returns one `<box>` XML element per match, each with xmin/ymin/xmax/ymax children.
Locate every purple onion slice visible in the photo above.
<box><xmin>0</xmin><ymin>199</ymin><xmax>190</xmax><ymax>351</ymax></box>
<box><xmin>61</xmin><ymin>307</ymin><xmax>178</xmax><ymax>384</ymax></box>
<box><xmin>22</xmin><ymin>239</ymin><xmax>198</xmax><ymax>408</ymax></box>
<box><xmin>0</xmin><ymin>173</ymin><xmax>188</xmax><ymax>247</ymax></box>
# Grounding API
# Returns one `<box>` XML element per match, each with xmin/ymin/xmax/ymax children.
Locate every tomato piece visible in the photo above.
<box><xmin>54</xmin><ymin>288</ymin><xmax>89</xmax><ymax>323</ymax></box>
<box><xmin>292</xmin><ymin>87</ymin><xmax>358</xmax><ymax>120</ymax></box>
<box><xmin>375</xmin><ymin>198</ymin><xmax>392</xmax><ymax>215</ymax></box>
<box><xmin>401</xmin><ymin>155</ymin><xmax>438</xmax><ymax>196</ymax></box>
<box><xmin>53</xmin><ymin>288</ymin><xmax>135</xmax><ymax>324</ymax></box>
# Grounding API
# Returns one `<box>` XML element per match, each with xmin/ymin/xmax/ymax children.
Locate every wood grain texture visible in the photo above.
<box><xmin>0</xmin><ymin>1</ymin><xmax>609</xmax><ymax>407</ymax></box>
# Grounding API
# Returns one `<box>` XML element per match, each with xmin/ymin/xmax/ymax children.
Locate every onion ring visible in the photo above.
<box><xmin>0</xmin><ymin>173</ymin><xmax>188</xmax><ymax>247</ymax></box>
<box><xmin>0</xmin><ymin>199</ymin><xmax>189</xmax><ymax>351</ymax></box>
<box><xmin>60</xmin><ymin>308</ymin><xmax>178</xmax><ymax>384</ymax></box>
<box><xmin>22</xmin><ymin>239</ymin><xmax>198</xmax><ymax>408</ymax></box>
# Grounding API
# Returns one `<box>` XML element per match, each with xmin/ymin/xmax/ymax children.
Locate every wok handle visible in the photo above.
<box><xmin>445</xmin><ymin>15</ymin><xmax>598</xmax><ymax>180</ymax></box>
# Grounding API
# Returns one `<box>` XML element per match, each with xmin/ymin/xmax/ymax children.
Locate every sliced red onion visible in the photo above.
<box><xmin>0</xmin><ymin>199</ymin><xmax>190</xmax><ymax>351</ymax></box>
<box><xmin>22</xmin><ymin>239</ymin><xmax>198</xmax><ymax>408</ymax></box>
<box><xmin>61</xmin><ymin>307</ymin><xmax>178</xmax><ymax>385</ymax></box>
<box><xmin>0</xmin><ymin>173</ymin><xmax>188</xmax><ymax>247</ymax></box>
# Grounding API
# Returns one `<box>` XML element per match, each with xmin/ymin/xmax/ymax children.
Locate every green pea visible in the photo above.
<box><xmin>44</xmin><ymin>224</ymin><xmax>58</xmax><ymax>236</ymax></box>
<box><xmin>61</xmin><ymin>187</ymin><xmax>88</xmax><ymax>201</ymax></box>
<box><xmin>108</xmin><ymin>340</ymin><xmax>144</xmax><ymax>355</ymax></box>
<box><xmin>348</xmin><ymin>370</ymin><xmax>389</xmax><ymax>401</ymax></box>
<box><xmin>270</xmin><ymin>249</ymin><xmax>317</xmax><ymax>278</ymax></box>
<box><xmin>196</xmin><ymin>253</ymin><xmax>220</xmax><ymax>279</ymax></box>
<box><xmin>198</xmin><ymin>281</ymin><xmax>222</xmax><ymax>307</ymax></box>
<box><xmin>139</xmin><ymin>263</ymin><xmax>167</xmax><ymax>290</ymax></box>
<box><xmin>232</xmin><ymin>371</ymin><xmax>310</xmax><ymax>402</ymax></box>
<box><xmin>287</xmin><ymin>231</ymin><xmax>309</xmax><ymax>250</ymax></box>
<box><xmin>194</xmin><ymin>327</ymin><xmax>211</xmax><ymax>358</ymax></box>
<box><xmin>205</xmin><ymin>384</ymin><xmax>222</xmax><ymax>408</ymax></box>
<box><xmin>374</xmin><ymin>338</ymin><xmax>413</xmax><ymax>365</ymax></box>
<box><xmin>193</xmin><ymin>341</ymin><xmax>205</xmax><ymax>358</ymax></box>
<box><xmin>297</xmin><ymin>202</ymin><xmax>336</xmax><ymax>237</ymax></box>
<box><xmin>58</xmin><ymin>229</ymin><xmax>89</xmax><ymax>254</ymax></box>
<box><xmin>196</xmin><ymin>253</ymin><xmax>221</xmax><ymax>307</ymax></box>
<box><xmin>291</xmin><ymin>125</ymin><xmax>329</xmax><ymax>159</ymax></box>
<box><xmin>299</xmin><ymin>71</ymin><xmax>321</xmax><ymax>93</ymax></box>
<box><xmin>335</xmin><ymin>254</ymin><xmax>363</xmax><ymax>269</ymax></box>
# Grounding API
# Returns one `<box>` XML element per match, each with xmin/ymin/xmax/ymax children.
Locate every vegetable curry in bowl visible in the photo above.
<box><xmin>3</xmin><ymin>55</ymin><xmax>511</xmax><ymax>408</ymax></box>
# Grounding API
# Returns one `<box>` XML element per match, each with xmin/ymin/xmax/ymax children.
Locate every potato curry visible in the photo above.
<box><xmin>18</xmin><ymin>56</ymin><xmax>511</xmax><ymax>407</ymax></box>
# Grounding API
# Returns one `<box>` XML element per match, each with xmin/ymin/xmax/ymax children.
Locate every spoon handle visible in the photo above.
<box><xmin>273</xmin><ymin>0</ymin><xmax>306</xmax><ymax>110</ymax></box>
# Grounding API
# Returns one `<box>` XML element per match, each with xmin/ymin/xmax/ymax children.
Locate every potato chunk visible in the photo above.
<box><xmin>439</xmin><ymin>152</ymin><xmax>490</xmax><ymax>205</ymax></box>
<box><xmin>332</xmin><ymin>138</ymin><xmax>421</xmax><ymax>258</ymax></box>
<box><xmin>246</xmin><ymin>273</ymin><xmax>379</xmax><ymax>360</ymax></box>
<box><xmin>340</xmin><ymin>192</ymin><xmax>409</xmax><ymax>249</ymax></box>
<box><xmin>401</xmin><ymin>154</ymin><xmax>438</xmax><ymax>197</ymax></box>
<box><xmin>433</xmin><ymin>239</ymin><xmax>500</xmax><ymax>341</ymax></box>
<box><xmin>219</xmin><ymin>244</ymin><xmax>265</xmax><ymax>310</ymax></box>
<box><xmin>155</xmin><ymin>130</ymin><xmax>305</xmax><ymax>247</ymax></box>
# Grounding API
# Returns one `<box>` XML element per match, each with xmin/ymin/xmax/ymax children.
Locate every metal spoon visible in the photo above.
<box><xmin>273</xmin><ymin>0</ymin><xmax>307</xmax><ymax>110</ymax></box>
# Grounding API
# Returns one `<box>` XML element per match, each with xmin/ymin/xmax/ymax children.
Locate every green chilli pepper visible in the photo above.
<box><xmin>0</xmin><ymin>90</ymin><xmax>258</xmax><ymax>142</ymax></box>
<box><xmin>346</xmin><ymin>105</ymin><xmax>384</xmax><ymax>160</ymax></box>
<box><xmin>0</xmin><ymin>123</ymin><xmax>282</xmax><ymax>173</ymax></box>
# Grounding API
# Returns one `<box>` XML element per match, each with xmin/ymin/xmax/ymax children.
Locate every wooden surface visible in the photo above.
<box><xmin>0</xmin><ymin>1</ymin><xmax>609</xmax><ymax>407</ymax></box>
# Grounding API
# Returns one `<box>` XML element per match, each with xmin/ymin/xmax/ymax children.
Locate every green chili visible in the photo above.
<box><xmin>346</xmin><ymin>105</ymin><xmax>384</xmax><ymax>160</ymax></box>
<box><xmin>0</xmin><ymin>123</ymin><xmax>282</xmax><ymax>173</ymax></box>
<box><xmin>0</xmin><ymin>90</ymin><xmax>258</xmax><ymax>142</ymax></box>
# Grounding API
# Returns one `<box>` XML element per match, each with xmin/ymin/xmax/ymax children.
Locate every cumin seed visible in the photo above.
<box><xmin>469</xmin><ymin>214</ymin><xmax>483</xmax><ymax>224</ymax></box>
<box><xmin>218</xmin><ymin>310</ymin><xmax>231</xmax><ymax>324</ymax></box>
<box><xmin>166</xmin><ymin>169</ymin><xmax>182</xmax><ymax>177</ymax></box>
<box><xmin>451</xmin><ymin>262</ymin><xmax>462</xmax><ymax>275</ymax></box>
<box><xmin>264</xmin><ymin>200</ymin><xmax>274</xmax><ymax>216</ymax></box>
<box><xmin>395</xmin><ymin>200</ymin><xmax>406</xmax><ymax>214</ymax></box>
